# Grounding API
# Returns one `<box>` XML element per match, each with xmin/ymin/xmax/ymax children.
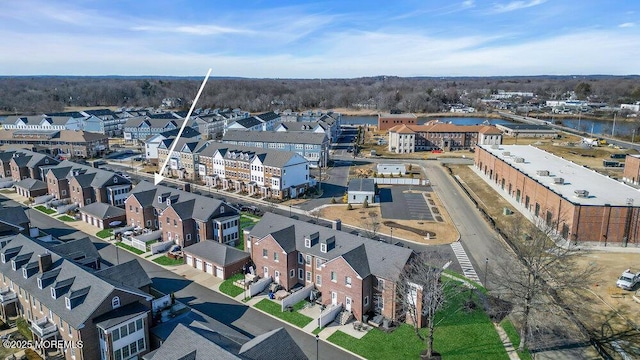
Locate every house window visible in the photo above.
<box><xmin>378</xmin><ymin>278</ymin><xmax>385</xmax><ymax>290</ymax></box>
<box><xmin>289</xmin><ymin>269</ymin><xmax>295</xmax><ymax>278</ymax></box>
<box><xmin>50</xmin><ymin>288</ymin><xmax>56</xmax><ymax>299</ymax></box>
<box><xmin>112</xmin><ymin>296</ymin><xmax>120</xmax><ymax>309</ymax></box>
<box><xmin>306</xmin><ymin>271</ymin><xmax>311</xmax><ymax>282</ymax></box>
<box><xmin>316</xmin><ymin>275</ymin><xmax>322</xmax><ymax>285</ymax></box>
<box><xmin>61</xmin><ymin>190</ymin><xmax>66</xmax><ymax>196</ymax></box>
<box><xmin>364</xmin><ymin>296</ymin><xmax>369</xmax><ymax>306</ymax></box>
<box><xmin>136</xmin><ymin>318</ymin><xmax>143</xmax><ymax>331</ymax></box>
<box><xmin>330</xmin><ymin>271</ymin><xmax>337</xmax><ymax>282</ymax></box>
<box><xmin>305</xmin><ymin>255</ymin><xmax>311</xmax><ymax>265</ymax></box>
<box><xmin>345</xmin><ymin>276</ymin><xmax>352</xmax><ymax>287</ymax></box>
<box><xmin>273</xmin><ymin>252</ymin><xmax>279</xmax><ymax>262</ymax></box>
<box><xmin>112</xmin><ymin>328</ymin><xmax>120</xmax><ymax>341</ymax></box>
<box><xmin>376</xmin><ymin>295</ymin><xmax>384</xmax><ymax>310</ymax></box>
<box><xmin>65</xmin><ymin>297</ymin><xmax>71</xmax><ymax>310</ymax></box>
<box><xmin>262</xmin><ymin>249</ymin><xmax>268</xmax><ymax>258</ymax></box>
<box><xmin>298</xmin><ymin>269</ymin><xmax>303</xmax><ymax>280</ymax></box>
<box><xmin>298</xmin><ymin>253</ymin><xmax>303</xmax><ymax>264</ymax></box>
<box><xmin>186</xmin><ymin>234</ymin><xmax>191</xmax><ymax>241</ymax></box>
<box><xmin>316</xmin><ymin>258</ymin><xmax>322</xmax><ymax>269</ymax></box>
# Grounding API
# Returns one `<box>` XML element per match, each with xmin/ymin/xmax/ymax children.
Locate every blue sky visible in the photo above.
<box><xmin>1</xmin><ymin>0</ymin><xmax>639</xmax><ymax>77</ymax></box>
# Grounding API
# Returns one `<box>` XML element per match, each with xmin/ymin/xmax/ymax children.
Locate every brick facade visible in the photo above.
<box><xmin>623</xmin><ymin>155</ymin><xmax>640</xmax><ymax>185</ymax></box>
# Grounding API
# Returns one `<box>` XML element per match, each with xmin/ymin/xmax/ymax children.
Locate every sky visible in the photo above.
<box><xmin>1</xmin><ymin>0</ymin><xmax>639</xmax><ymax>78</ymax></box>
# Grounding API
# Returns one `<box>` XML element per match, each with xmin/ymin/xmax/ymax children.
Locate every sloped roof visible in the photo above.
<box><xmin>223</xmin><ymin>130</ymin><xmax>327</xmax><ymax>145</ymax></box>
<box><xmin>191</xmin><ymin>141</ymin><xmax>303</xmax><ymax>169</ymax></box>
<box><xmin>160</xmin><ymin>126</ymin><xmax>201</xmax><ymax>139</ymax></box>
<box><xmin>388</xmin><ymin>122</ymin><xmax>502</xmax><ymax>135</ymax></box>
<box><xmin>183</xmin><ymin>241</ymin><xmax>249</xmax><ymax>267</ymax></box>
<box><xmin>95</xmin><ymin>259</ymin><xmax>152</xmax><ymax>290</ymax></box>
<box><xmin>340</xmin><ymin>244</ymin><xmax>371</xmax><ymax>278</ymax></box>
<box><xmin>14</xmin><ymin>178</ymin><xmax>47</xmax><ymax>191</ymax></box>
<box><xmin>0</xmin><ymin>206</ymin><xmax>29</xmax><ymax>227</ymax></box>
<box><xmin>255</xmin><ymin>111</ymin><xmax>280</xmax><ymax>122</ymax></box>
<box><xmin>232</xmin><ymin>117</ymin><xmax>263</xmax><ymax>129</ymax></box>
<box><xmin>144</xmin><ymin>323</ymin><xmax>240</xmax><ymax>360</ymax></box>
<box><xmin>347</xmin><ymin>178</ymin><xmax>375</xmax><ymax>193</ymax></box>
<box><xmin>94</xmin><ymin>301</ymin><xmax>149</xmax><ymax>330</ymax></box>
<box><xmin>49</xmin><ymin>237</ymin><xmax>101</xmax><ymax>266</ymax></box>
<box><xmin>239</xmin><ymin>327</ymin><xmax>307</xmax><ymax>360</ymax></box>
<box><xmin>79</xmin><ymin>202</ymin><xmax>126</xmax><ymax>219</ymax></box>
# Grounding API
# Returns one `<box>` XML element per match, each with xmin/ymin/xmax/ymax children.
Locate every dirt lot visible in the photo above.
<box><xmin>318</xmin><ymin>189</ymin><xmax>459</xmax><ymax>246</ymax></box>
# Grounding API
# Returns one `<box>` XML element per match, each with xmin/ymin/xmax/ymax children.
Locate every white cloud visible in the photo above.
<box><xmin>490</xmin><ymin>0</ymin><xmax>548</xmax><ymax>14</ymax></box>
<box><xmin>131</xmin><ymin>24</ymin><xmax>254</xmax><ymax>36</ymax></box>
<box><xmin>619</xmin><ymin>22</ymin><xmax>636</xmax><ymax>28</ymax></box>
<box><xmin>462</xmin><ymin>0</ymin><xmax>475</xmax><ymax>8</ymax></box>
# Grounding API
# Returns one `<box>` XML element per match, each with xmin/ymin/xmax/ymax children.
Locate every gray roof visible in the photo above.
<box><xmin>275</xmin><ymin>121</ymin><xmax>325</xmax><ymax>132</ymax></box>
<box><xmin>183</xmin><ymin>241</ymin><xmax>249</xmax><ymax>267</ymax></box>
<box><xmin>149</xmin><ymin>313</ymin><xmax>248</xmax><ymax>345</ymax></box>
<box><xmin>14</xmin><ymin>178</ymin><xmax>47</xmax><ymax>191</ymax></box>
<box><xmin>348</xmin><ymin>178</ymin><xmax>375</xmax><ymax>193</ymax></box>
<box><xmin>233</xmin><ymin>117</ymin><xmax>263</xmax><ymax>129</ymax></box>
<box><xmin>251</xmin><ymin>213</ymin><xmax>414</xmax><ymax>281</ymax></box>
<box><xmin>160</xmin><ymin>126</ymin><xmax>201</xmax><ymax>139</ymax></box>
<box><xmin>51</xmin><ymin>160</ymin><xmax>131</xmax><ymax>188</ymax></box>
<box><xmin>0</xmin><ymin>206</ymin><xmax>29</xmax><ymax>227</ymax></box>
<box><xmin>194</xmin><ymin>141</ymin><xmax>304</xmax><ymax>169</ymax></box>
<box><xmin>497</xmin><ymin>123</ymin><xmax>555</xmax><ymax>131</ymax></box>
<box><xmin>0</xmin><ymin>150</ymin><xmax>16</xmax><ymax>162</ymax></box>
<box><xmin>479</xmin><ymin>144</ymin><xmax>640</xmax><ymax>206</ymax></box>
<box><xmin>94</xmin><ymin>301</ymin><xmax>149</xmax><ymax>330</ymax></box>
<box><xmin>144</xmin><ymin>323</ymin><xmax>241</xmax><ymax>360</ymax></box>
<box><xmin>49</xmin><ymin>237</ymin><xmax>101</xmax><ymax>266</ymax></box>
<box><xmin>0</xmin><ymin>234</ymin><xmax>151</xmax><ymax>328</ymax></box>
<box><xmin>124</xmin><ymin>116</ymin><xmax>178</xmax><ymax>129</ymax></box>
<box><xmin>79</xmin><ymin>202</ymin><xmax>126</xmax><ymax>219</ymax></box>
<box><xmin>95</xmin><ymin>259</ymin><xmax>152</xmax><ymax>290</ymax></box>
<box><xmin>239</xmin><ymin>327</ymin><xmax>308</xmax><ymax>360</ymax></box>
<box><xmin>223</xmin><ymin>130</ymin><xmax>327</xmax><ymax>145</ymax></box>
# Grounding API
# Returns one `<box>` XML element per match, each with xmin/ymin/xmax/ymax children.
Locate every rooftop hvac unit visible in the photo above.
<box><xmin>514</xmin><ymin>157</ymin><xmax>524</xmax><ymax>163</ymax></box>
<box><xmin>536</xmin><ymin>170</ymin><xmax>550</xmax><ymax>176</ymax></box>
<box><xmin>574</xmin><ymin>189</ymin><xmax>589</xmax><ymax>198</ymax></box>
<box><xmin>553</xmin><ymin>177</ymin><xmax>564</xmax><ymax>184</ymax></box>
<box><xmin>491</xmin><ymin>144</ymin><xmax>499</xmax><ymax>149</ymax></box>
<box><xmin>502</xmin><ymin>151</ymin><xmax>511</xmax><ymax>156</ymax></box>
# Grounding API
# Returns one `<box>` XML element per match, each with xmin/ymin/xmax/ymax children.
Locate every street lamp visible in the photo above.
<box><xmin>484</xmin><ymin>258</ymin><xmax>489</xmax><ymax>287</ymax></box>
<box><xmin>316</xmin><ymin>334</ymin><xmax>320</xmax><ymax>360</ymax></box>
<box><xmin>390</xmin><ymin>227</ymin><xmax>393</xmax><ymax>244</ymax></box>
<box><xmin>289</xmin><ymin>203</ymin><xmax>292</xmax><ymax>217</ymax></box>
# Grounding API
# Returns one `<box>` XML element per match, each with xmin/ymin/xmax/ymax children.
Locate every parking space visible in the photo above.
<box><xmin>380</xmin><ymin>186</ymin><xmax>434</xmax><ymax>221</ymax></box>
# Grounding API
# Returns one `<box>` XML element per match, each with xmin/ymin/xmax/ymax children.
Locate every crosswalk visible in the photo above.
<box><xmin>450</xmin><ymin>242</ymin><xmax>482</xmax><ymax>285</ymax></box>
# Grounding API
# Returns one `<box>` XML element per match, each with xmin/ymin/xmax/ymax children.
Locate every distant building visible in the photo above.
<box><xmin>0</xmin><ymin>130</ymin><xmax>108</xmax><ymax>158</ymax></box>
<box><xmin>623</xmin><ymin>154</ymin><xmax>640</xmax><ymax>185</ymax></box>
<box><xmin>144</xmin><ymin>126</ymin><xmax>201</xmax><ymax>164</ymax></box>
<box><xmin>495</xmin><ymin>124</ymin><xmax>557</xmax><ymax>138</ymax></box>
<box><xmin>347</xmin><ymin>178</ymin><xmax>377</xmax><ymax>204</ymax></box>
<box><xmin>377</xmin><ymin>113</ymin><xmax>417</xmax><ymax>131</ymax></box>
<box><xmin>388</xmin><ymin>121</ymin><xmax>502</xmax><ymax>154</ymax></box>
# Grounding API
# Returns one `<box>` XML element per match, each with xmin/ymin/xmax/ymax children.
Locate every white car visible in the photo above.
<box><xmin>616</xmin><ymin>269</ymin><xmax>640</xmax><ymax>290</ymax></box>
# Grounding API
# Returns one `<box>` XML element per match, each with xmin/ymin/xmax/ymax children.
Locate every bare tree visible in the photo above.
<box><xmin>396</xmin><ymin>252</ymin><xmax>463</xmax><ymax>359</ymax></box>
<box><xmin>361</xmin><ymin>211</ymin><xmax>381</xmax><ymax>239</ymax></box>
<box><xmin>493</xmin><ymin>216</ymin><xmax>599</xmax><ymax>352</ymax></box>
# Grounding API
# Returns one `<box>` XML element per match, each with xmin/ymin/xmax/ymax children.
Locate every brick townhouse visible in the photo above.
<box><xmin>0</xmin><ymin>130</ymin><xmax>109</xmax><ymax>158</ymax></box>
<box><xmin>8</xmin><ymin>150</ymin><xmax>59</xmax><ymax>181</ymax></box>
<box><xmin>0</xmin><ymin>234</ymin><xmax>153</xmax><ymax>360</ymax></box>
<box><xmin>246</xmin><ymin>213</ymin><xmax>416</xmax><ymax>325</ymax></box>
<box><xmin>125</xmin><ymin>181</ymin><xmax>240</xmax><ymax>248</ymax></box>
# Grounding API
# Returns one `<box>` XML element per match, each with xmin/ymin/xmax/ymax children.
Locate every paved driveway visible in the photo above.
<box><xmin>379</xmin><ymin>185</ymin><xmax>434</xmax><ymax>221</ymax></box>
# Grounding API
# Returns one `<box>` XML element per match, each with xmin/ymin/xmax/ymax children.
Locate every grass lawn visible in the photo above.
<box><xmin>58</xmin><ymin>215</ymin><xmax>76</xmax><ymax>222</ymax></box>
<box><xmin>153</xmin><ymin>256</ymin><xmax>185</xmax><ymax>266</ymax></box>
<box><xmin>0</xmin><ymin>189</ymin><xmax>15</xmax><ymax>194</ymax></box>
<box><xmin>237</xmin><ymin>215</ymin><xmax>259</xmax><ymax>251</ymax></box>
<box><xmin>312</xmin><ymin>327</ymin><xmax>322</xmax><ymax>335</ymax></box>
<box><xmin>115</xmin><ymin>241</ymin><xmax>145</xmax><ymax>255</ymax></box>
<box><xmin>96</xmin><ymin>229</ymin><xmax>114</xmax><ymax>239</ymax></box>
<box><xmin>219</xmin><ymin>273</ymin><xmax>245</xmax><ymax>297</ymax></box>
<box><xmin>34</xmin><ymin>205</ymin><xmax>56</xmax><ymax>215</ymax></box>
<box><xmin>16</xmin><ymin>318</ymin><xmax>32</xmax><ymax>341</ymax></box>
<box><xmin>328</xmin><ymin>286</ymin><xmax>508</xmax><ymax>360</ymax></box>
<box><xmin>146</xmin><ymin>240</ymin><xmax>158</xmax><ymax>251</ymax></box>
<box><xmin>443</xmin><ymin>269</ymin><xmax>487</xmax><ymax>294</ymax></box>
<box><xmin>500</xmin><ymin>319</ymin><xmax>532</xmax><ymax>360</ymax></box>
<box><xmin>254</xmin><ymin>299</ymin><xmax>314</xmax><ymax>328</ymax></box>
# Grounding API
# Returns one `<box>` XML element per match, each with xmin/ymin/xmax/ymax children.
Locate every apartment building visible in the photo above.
<box><xmin>377</xmin><ymin>113</ymin><xmax>417</xmax><ymax>131</ymax></box>
<box><xmin>224</xmin><ymin>111</ymin><xmax>280</xmax><ymax>133</ymax></box>
<box><xmin>0</xmin><ymin>130</ymin><xmax>109</xmax><ymax>158</ymax></box>
<box><xmin>388</xmin><ymin>121</ymin><xmax>503</xmax><ymax>154</ymax></box>
<box><xmin>0</xmin><ymin>234</ymin><xmax>153</xmax><ymax>360</ymax></box>
<box><xmin>246</xmin><ymin>213</ymin><xmax>415</xmax><ymax>325</ymax></box>
<box><xmin>125</xmin><ymin>181</ymin><xmax>240</xmax><ymax>248</ymax></box>
<box><xmin>8</xmin><ymin>150</ymin><xmax>59</xmax><ymax>181</ymax></box>
<box><xmin>1</xmin><ymin>115</ymin><xmax>83</xmax><ymax>131</ymax></box>
<box><xmin>475</xmin><ymin>144</ymin><xmax>640</xmax><ymax>246</ymax></box>
<box><xmin>143</xmin><ymin>126</ymin><xmax>201</xmax><ymax>164</ymax></box>
<box><xmin>222</xmin><ymin>130</ymin><xmax>329</xmax><ymax>167</ymax></box>
<box><xmin>123</xmin><ymin>117</ymin><xmax>181</xmax><ymax>143</ymax></box>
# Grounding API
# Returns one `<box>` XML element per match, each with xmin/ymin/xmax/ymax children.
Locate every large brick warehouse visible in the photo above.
<box><xmin>475</xmin><ymin>144</ymin><xmax>640</xmax><ymax>247</ymax></box>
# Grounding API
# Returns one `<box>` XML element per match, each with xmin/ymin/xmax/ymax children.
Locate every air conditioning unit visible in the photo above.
<box><xmin>491</xmin><ymin>144</ymin><xmax>499</xmax><ymax>149</ymax></box>
<box><xmin>536</xmin><ymin>170</ymin><xmax>550</xmax><ymax>176</ymax></box>
<box><xmin>502</xmin><ymin>151</ymin><xmax>511</xmax><ymax>156</ymax></box>
<box><xmin>514</xmin><ymin>157</ymin><xmax>524</xmax><ymax>163</ymax></box>
<box><xmin>553</xmin><ymin>177</ymin><xmax>564</xmax><ymax>184</ymax></box>
<box><xmin>574</xmin><ymin>189</ymin><xmax>589</xmax><ymax>198</ymax></box>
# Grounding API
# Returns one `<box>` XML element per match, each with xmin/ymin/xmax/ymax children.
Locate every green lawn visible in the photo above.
<box><xmin>153</xmin><ymin>256</ymin><xmax>184</xmax><ymax>266</ymax></box>
<box><xmin>0</xmin><ymin>189</ymin><xmax>15</xmax><ymax>194</ymax></box>
<box><xmin>146</xmin><ymin>240</ymin><xmax>158</xmax><ymax>251</ymax></box>
<box><xmin>96</xmin><ymin>229</ymin><xmax>114</xmax><ymax>239</ymax></box>
<box><xmin>328</xmin><ymin>286</ymin><xmax>508</xmax><ymax>360</ymax></box>
<box><xmin>34</xmin><ymin>205</ymin><xmax>56</xmax><ymax>215</ymax></box>
<box><xmin>15</xmin><ymin>318</ymin><xmax>32</xmax><ymax>341</ymax></box>
<box><xmin>254</xmin><ymin>299</ymin><xmax>314</xmax><ymax>328</ymax></box>
<box><xmin>115</xmin><ymin>241</ymin><xmax>145</xmax><ymax>255</ymax></box>
<box><xmin>236</xmin><ymin>215</ymin><xmax>258</xmax><ymax>251</ymax></box>
<box><xmin>443</xmin><ymin>269</ymin><xmax>487</xmax><ymax>294</ymax></box>
<box><xmin>500</xmin><ymin>319</ymin><xmax>532</xmax><ymax>360</ymax></box>
<box><xmin>58</xmin><ymin>215</ymin><xmax>76</xmax><ymax>222</ymax></box>
<box><xmin>219</xmin><ymin>273</ymin><xmax>245</xmax><ymax>297</ymax></box>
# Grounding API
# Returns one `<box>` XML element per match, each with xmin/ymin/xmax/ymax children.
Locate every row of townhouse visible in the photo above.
<box><xmin>0</xmin><ymin>129</ymin><xmax>109</xmax><ymax>159</ymax></box>
<box><xmin>0</xmin><ymin>233</ymin><xmax>153</xmax><ymax>360</ymax></box>
<box><xmin>0</xmin><ymin>149</ymin><xmax>60</xmax><ymax>182</ymax></box>
<box><xmin>224</xmin><ymin>111</ymin><xmax>281</xmax><ymax>133</ymax></box>
<box><xmin>125</xmin><ymin>181</ymin><xmax>240</xmax><ymax>248</ymax></box>
<box><xmin>123</xmin><ymin>116</ymin><xmax>182</xmax><ymax>143</ymax></box>
<box><xmin>388</xmin><ymin>121</ymin><xmax>503</xmax><ymax>154</ymax></box>
<box><xmin>245</xmin><ymin>213</ymin><xmax>424</xmax><ymax>327</ymax></box>
<box><xmin>273</xmin><ymin>112</ymin><xmax>341</xmax><ymax>143</ymax></box>
<box><xmin>143</xmin><ymin>126</ymin><xmax>202</xmax><ymax>165</ymax></box>
<box><xmin>2</xmin><ymin>109</ymin><xmax>130</xmax><ymax>136</ymax></box>
<box><xmin>222</xmin><ymin>130</ymin><xmax>329</xmax><ymax>168</ymax></box>
<box><xmin>157</xmin><ymin>140</ymin><xmax>312</xmax><ymax>200</ymax></box>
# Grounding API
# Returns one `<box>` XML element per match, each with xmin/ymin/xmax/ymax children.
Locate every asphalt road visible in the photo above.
<box><xmin>0</xmin><ymin>196</ymin><xmax>358</xmax><ymax>360</ymax></box>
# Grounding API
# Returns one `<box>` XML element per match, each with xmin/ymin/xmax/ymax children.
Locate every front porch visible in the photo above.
<box><xmin>0</xmin><ymin>287</ymin><xmax>18</xmax><ymax>322</ymax></box>
<box><xmin>31</xmin><ymin>316</ymin><xmax>63</xmax><ymax>359</ymax></box>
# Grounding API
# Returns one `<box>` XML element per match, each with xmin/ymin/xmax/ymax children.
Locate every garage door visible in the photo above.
<box><xmin>186</xmin><ymin>255</ymin><xmax>193</xmax><ymax>266</ymax></box>
<box><xmin>215</xmin><ymin>267</ymin><xmax>224</xmax><ymax>279</ymax></box>
<box><xmin>195</xmin><ymin>259</ymin><xmax>203</xmax><ymax>271</ymax></box>
<box><xmin>205</xmin><ymin>263</ymin><xmax>213</xmax><ymax>275</ymax></box>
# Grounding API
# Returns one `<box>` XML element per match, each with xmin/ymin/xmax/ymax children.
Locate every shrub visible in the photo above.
<box><xmin>362</xmin><ymin>199</ymin><xmax>369</xmax><ymax>208</ymax></box>
<box><xmin>331</xmin><ymin>197</ymin><xmax>337</xmax><ymax>204</ymax></box>
<box><xmin>347</xmin><ymin>204</ymin><xmax>353</xmax><ymax>210</ymax></box>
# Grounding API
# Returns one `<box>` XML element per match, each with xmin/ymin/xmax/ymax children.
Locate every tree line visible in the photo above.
<box><xmin>1</xmin><ymin>75</ymin><xmax>639</xmax><ymax>115</ymax></box>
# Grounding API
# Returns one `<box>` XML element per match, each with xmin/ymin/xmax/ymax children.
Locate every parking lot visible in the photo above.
<box><xmin>379</xmin><ymin>186</ymin><xmax>434</xmax><ymax>221</ymax></box>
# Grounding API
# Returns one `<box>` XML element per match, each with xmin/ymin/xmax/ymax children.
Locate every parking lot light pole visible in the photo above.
<box><xmin>316</xmin><ymin>334</ymin><xmax>320</xmax><ymax>360</ymax></box>
<box><xmin>390</xmin><ymin>227</ymin><xmax>393</xmax><ymax>244</ymax></box>
<box><xmin>289</xmin><ymin>203</ymin><xmax>292</xmax><ymax>217</ymax></box>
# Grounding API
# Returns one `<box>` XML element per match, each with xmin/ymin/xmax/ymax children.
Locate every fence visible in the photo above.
<box><xmin>281</xmin><ymin>284</ymin><xmax>314</xmax><ymax>312</ymax></box>
<box><xmin>318</xmin><ymin>303</ymin><xmax>343</xmax><ymax>329</ymax></box>
<box><xmin>151</xmin><ymin>241</ymin><xmax>173</xmax><ymax>255</ymax></box>
<box><xmin>373</xmin><ymin>178</ymin><xmax>427</xmax><ymax>185</ymax></box>
<box><xmin>56</xmin><ymin>203</ymin><xmax>77</xmax><ymax>215</ymax></box>
<box><xmin>33</xmin><ymin>194</ymin><xmax>54</xmax><ymax>205</ymax></box>
<box><xmin>249</xmin><ymin>277</ymin><xmax>272</xmax><ymax>297</ymax></box>
<box><xmin>152</xmin><ymin>294</ymin><xmax>172</xmax><ymax>313</ymax></box>
<box><xmin>131</xmin><ymin>230</ymin><xmax>163</xmax><ymax>252</ymax></box>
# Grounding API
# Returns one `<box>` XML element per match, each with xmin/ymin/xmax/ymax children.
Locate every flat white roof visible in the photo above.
<box><xmin>479</xmin><ymin>144</ymin><xmax>640</xmax><ymax>206</ymax></box>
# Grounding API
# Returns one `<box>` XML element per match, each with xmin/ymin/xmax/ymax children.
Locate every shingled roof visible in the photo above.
<box><xmin>183</xmin><ymin>241</ymin><xmax>249</xmax><ymax>267</ymax></box>
<box><xmin>223</xmin><ymin>130</ymin><xmax>327</xmax><ymax>145</ymax></box>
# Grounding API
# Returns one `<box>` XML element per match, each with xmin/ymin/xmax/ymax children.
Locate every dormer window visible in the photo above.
<box><xmin>37</xmin><ymin>278</ymin><xmax>43</xmax><ymax>289</ymax></box>
<box><xmin>112</xmin><ymin>296</ymin><xmax>120</xmax><ymax>309</ymax></box>
<box><xmin>51</xmin><ymin>287</ymin><xmax>56</xmax><ymax>299</ymax></box>
<box><xmin>22</xmin><ymin>268</ymin><xmax>27</xmax><ymax>279</ymax></box>
<box><xmin>305</xmin><ymin>238</ymin><xmax>311</xmax><ymax>248</ymax></box>
<box><xmin>65</xmin><ymin>297</ymin><xmax>71</xmax><ymax>310</ymax></box>
<box><xmin>220</xmin><ymin>207</ymin><xmax>224</xmax><ymax>214</ymax></box>
<box><xmin>320</xmin><ymin>243</ymin><xmax>327</xmax><ymax>253</ymax></box>
<box><xmin>166</xmin><ymin>199</ymin><xmax>171</xmax><ymax>206</ymax></box>
<box><xmin>1</xmin><ymin>254</ymin><xmax>5</xmax><ymax>263</ymax></box>
<box><xmin>114</xmin><ymin>177</ymin><xmax>118</xmax><ymax>183</ymax></box>
<box><xmin>158</xmin><ymin>196</ymin><xmax>162</xmax><ymax>203</ymax></box>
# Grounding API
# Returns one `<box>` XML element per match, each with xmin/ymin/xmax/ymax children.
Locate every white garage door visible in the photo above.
<box><xmin>205</xmin><ymin>263</ymin><xmax>213</xmax><ymax>275</ymax></box>
<box><xmin>196</xmin><ymin>259</ymin><xmax>203</xmax><ymax>271</ymax></box>
<box><xmin>186</xmin><ymin>255</ymin><xmax>193</xmax><ymax>266</ymax></box>
<box><xmin>215</xmin><ymin>267</ymin><xmax>224</xmax><ymax>279</ymax></box>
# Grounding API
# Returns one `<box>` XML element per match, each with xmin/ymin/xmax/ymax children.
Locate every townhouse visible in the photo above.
<box><xmin>194</xmin><ymin>108</ymin><xmax>250</xmax><ymax>139</ymax></box>
<box><xmin>143</xmin><ymin>126</ymin><xmax>201</xmax><ymax>164</ymax></box>
<box><xmin>0</xmin><ymin>130</ymin><xmax>109</xmax><ymax>158</ymax></box>
<box><xmin>224</xmin><ymin>111</ymin><xmax>280</xmax><ymax>133</ymax></box>
<box><xmin>125</xmin><ymin>181</ymin><xmax>240</xmax><ymax>248</ymax></box>
<box><xmin>158</xmin><ymin>141</ymin><xmax>311</xmax><ymax>200</ymax></box>
<box><xmin>43</xmin><ymin>160</ymin><xmax>132</xmax><ymax>207</ymax></box>
<box><xmin>388</xmin><ymin>121</ymin><xmax>503</xmax><ymax>154</ymax></box>
<box><xmin>0</xmin><ymin>233</ymin><xmax>153</xmax><ymax>360</ymax></box>
<box><xmin>246</xmin><ymin>213</ymin><xmax>415</xmax><ymax>325</ymax></box>
<box><xmin>123</xmin><ymin>116</ymin><xmax>181</xmax><ymax>144</ymax></box>
<box><xmin>1</xmin><ymin>115</ymin><xmax>83</xmax><ymax>131</ymax></box>
<box><xmin>8</xmin><ymin>150</ymin><xmax>59</xmax><ymax>181</ymax></box>
<box><xmin>476</xmin><ymin>144</ymin><xmax>640</xmax><ymax>246</ymax></box>
<box><xmin>222</xmin><ymin>130</ymin><xmax>329</xmax><ymax>167</ymax></box>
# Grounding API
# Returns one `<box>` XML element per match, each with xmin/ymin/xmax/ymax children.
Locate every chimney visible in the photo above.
<box><xmin>333</xmin><ymin>219</ymin><xmax>341</xmax><ymax>231</ymax></box>
<box><xmin>38</xmin><ymin>252</ymin><xmax>52</xmax><ymax>273</ymax></box>
<box><xmin>183</xmin><ymin>183</ymin><xmax>191</xmax><ymax>192</ymax></box>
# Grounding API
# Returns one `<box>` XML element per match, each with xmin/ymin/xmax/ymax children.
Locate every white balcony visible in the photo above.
<box><xmin>31</xmin><ymin>317</ymin><xmax>58</xmax><ymax>338</ymax></box>
<box><xmin>0</xmin><ymin>287</ymin><xmax>16</xmax><ymax>304</ymax></box>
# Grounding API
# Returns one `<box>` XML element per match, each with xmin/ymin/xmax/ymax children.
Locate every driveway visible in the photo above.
<box><xmin>379</xmin><ymin>185</ymin><xmax>434</xmax><ymax>221</ymax></box>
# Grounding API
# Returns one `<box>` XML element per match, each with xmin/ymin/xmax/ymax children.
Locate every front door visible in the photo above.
<box><xmin>274</xmin><ymin>271</ymin><xmax>280</xmax><ymax>284</ymax></box>
<box><xmin>263</xmin><ymin>266</ymin><xmax>269</xmax><ymax>278</ymax></box>
<box><xmin>331</xmin><ymin>292</ymin><xmax>337</xmax><ymax>306</ymax></box>
<box><xmin>346</xmin><ymin>297</ymin><xmax>352</xmax><ymax>312</ymax></box>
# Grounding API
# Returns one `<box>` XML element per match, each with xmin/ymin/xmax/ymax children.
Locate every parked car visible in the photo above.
<box><xmin>616</xmin><ymin>269</ymin><xmax>640</xmax><ymax>290</ymax></box>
